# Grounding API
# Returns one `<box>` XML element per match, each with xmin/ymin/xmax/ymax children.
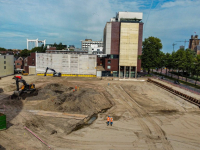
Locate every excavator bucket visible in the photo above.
<box><xmin>10</xmin><ymin>91</ymin><xmax>21</xmax><ymax>99</ymax></box>
<box><xmin>13</xmin><ymin>91</ymin><xmax>20</xmax><ymax>96</ymax></box>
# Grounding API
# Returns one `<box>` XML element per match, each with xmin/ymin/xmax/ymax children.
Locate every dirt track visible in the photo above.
<box><xmin>0</xmin><ymin>75</ymin><xmax>200</xmax><ymax>150</ymax></box>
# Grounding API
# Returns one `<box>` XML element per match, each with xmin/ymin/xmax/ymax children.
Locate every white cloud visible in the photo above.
<box><xmin>0</xmin><ymin>32</ymin><xmax>27</xmax><ymax>38</ymax></box>
<box><xmin>0</xmin><ymin>0</ymin><xmax>199</xmax><ymax>52</ymax></box>
<box><xmin>161</xmin><ymin>0</ymin><xmax>192</xmax><ymax>8</ymax></box>
<box><xmin>143</xmin><ymin>0</ymin><xmax>200</xmax><ymax>52</ymax></box>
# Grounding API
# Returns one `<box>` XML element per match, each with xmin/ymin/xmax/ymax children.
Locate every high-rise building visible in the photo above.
<box><xmin>102</xmin><ymin>12</ymin><xmax>143</xmax><ymax>78</ymax></box>
<box><xmin>81</xmin><ymin>39</ymin><xmax>103</xmax><ymax>51</ymax></box>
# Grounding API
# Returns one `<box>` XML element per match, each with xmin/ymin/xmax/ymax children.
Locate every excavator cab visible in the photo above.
<box><xmin>21</xmin><ymin>70</ymin><xmax>29</xmax><ymax>76</ymax></box>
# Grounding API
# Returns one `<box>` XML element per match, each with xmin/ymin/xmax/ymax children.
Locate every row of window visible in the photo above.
<box><xmin>82</xmin><ymin>42</ymin><xmax>102</xmax><ymax>44</ymax></box>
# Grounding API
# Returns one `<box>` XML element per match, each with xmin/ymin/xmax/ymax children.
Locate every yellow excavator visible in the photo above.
<box><xmin>11</xmin><ymin>76</ymin><xmax>35</xmax><ymax>99</ymax></box>
<box><xmin>21</xmin><ymin>70</ymin><xmax>29</xmax><ymax>76</ymax></box>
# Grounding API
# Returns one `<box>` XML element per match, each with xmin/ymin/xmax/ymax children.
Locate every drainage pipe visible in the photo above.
<box><xmin>24</xmin><ymin>126</ymin><xmax>51</xmax><ymax>149</ymax></box>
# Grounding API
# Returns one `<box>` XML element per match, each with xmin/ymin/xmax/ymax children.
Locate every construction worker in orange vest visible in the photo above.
<box><xmin>75</xmin><ymin>85</ymin><xmax>77</xmax><ymax>91</ymax></box>
<box><xmin>107</xmin><ymin>116</ymin><xmax>110</xmax><ymax>126</ymax></box>
<box><xmin>110</xmin><ymin>117</ymin><xmax>113</xmax><ymax>126</ymax></box>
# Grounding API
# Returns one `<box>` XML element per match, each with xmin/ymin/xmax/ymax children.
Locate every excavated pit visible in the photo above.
<box><xmin>21</xmin><ymin>83</ymin><xmax>113</xmax><ymax>134</ymax></box>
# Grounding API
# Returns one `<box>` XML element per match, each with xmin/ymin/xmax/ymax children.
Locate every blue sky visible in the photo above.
<box><xmin>0</xmin><ymin>0</ymin><xmax>199</xmax><ymax>53</ymax></box>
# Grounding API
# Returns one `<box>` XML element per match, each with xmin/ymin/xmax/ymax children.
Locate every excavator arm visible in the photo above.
<box><xmin>44</xmin><ymin>67</ymin><xmax>61</xmax><ymax>77</ymax></box>
<box><xmin>12</xmin><ymin>76</ymin><xmax>36</xmax><ymax>98</ymax></box>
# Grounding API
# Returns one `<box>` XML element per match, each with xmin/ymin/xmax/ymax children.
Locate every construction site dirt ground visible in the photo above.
<box><xmin>1</xmin><ymin>75</ymin><xmax>200</xmax><ymax>150</ymax></box>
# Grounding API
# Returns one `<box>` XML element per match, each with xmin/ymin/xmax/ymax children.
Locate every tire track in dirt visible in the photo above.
<box><xmin>106</xmin><ymin>85</ymin><xmax>157</xmax><ymax>150</ymax></box>
<box><xmin>118</xmin><ymin>85</ymin><xmax>173</xmax><ymax>150</ymax></box>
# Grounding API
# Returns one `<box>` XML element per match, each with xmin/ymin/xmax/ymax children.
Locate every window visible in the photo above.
<box><xmin>97</xmin><ymin>49</ymin><xmax>100</xmax><ymax>52</ymax></box>
<box><xmin>108</xmin><ymin>60</ymin><xmax>111</xmax><ymax>64</ymax></box>
<box><xmin>17</xmin><ymin>63</ymin><xmax>20</xmax><ymax>65</ymax></box>
<box><xmin>4</xmin><ymin>66</ymin><xmax>6</xmax><ymax>69</ymax></box>
<box><xmin>4</xmin><ymin>61</ymin><xmax>6</xmax><ymax>64</ymax></box>
<box><xmin>4</xmin><ymin>56</ymin><xmax>6</xmax><ymax>59</ymax></box>
<box><xmin>107</xmin><ymin>66</ymin><xmax>111</xmax><ymax>69</ymax></box>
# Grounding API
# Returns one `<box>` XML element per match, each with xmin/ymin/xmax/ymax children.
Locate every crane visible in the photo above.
<box><xmin>172</xmin><ymin>43</ymin><xmax>177</xmax><ymax>51</ymax></box>
<box><xmin>176</xmin><ymin>40</ymin><xmax>189</xmax><ymax>47</ymax></box>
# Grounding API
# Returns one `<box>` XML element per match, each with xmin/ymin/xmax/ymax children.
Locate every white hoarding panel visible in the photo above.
<box><xmin>36</xmin><ymin>54</ymin><xmax>96</xmax><ymax>75</ymax></box>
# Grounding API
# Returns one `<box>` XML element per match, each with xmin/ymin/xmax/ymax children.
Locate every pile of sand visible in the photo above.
<box><xmin>27</xmin><ymin>83</ymin><xmax>112</xmax><ymax>116</ymax></box>
<box><xmin>21</xmin><ymin>83</ymin><xmax>113</xmax><ymax>135</ymax></box>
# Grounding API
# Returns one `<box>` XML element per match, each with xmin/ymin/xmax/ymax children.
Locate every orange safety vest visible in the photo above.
<box><xmin>107</xmin><ymin>117</ymin><xmax>110</xmax><ymax>121</ymax></box>
<box><xmin>110</xmin><ymin>118</ymin><xmax>113</xmax><ymax>122</ymax></box>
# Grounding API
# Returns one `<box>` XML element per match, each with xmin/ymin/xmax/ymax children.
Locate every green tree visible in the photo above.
<box><xmin>0</xmin><ymin>47</ymin><xmax>6</xmax><ymax>51</ymax></box>
<box><xmin>165</xmin><ymin>53</ymin><xmax>173</xmax><ymax>75</ymax></box>
<box><xmin>30</xmin><ymin>45</ymin><xmax>46</xmax><ymax>53</ymax></box>
<box><xmin>53</xmin><ymin>42</ymin><xmax>57</xmax><ymax>47</ymax></box>
<box><xmin>185</xmin><ymin>49</ymin><xmax>195</xmax><ymax>82</ymax></box>
<box><xmin>171</xmin><ymin>51</ymin><xmax>177</xmax><ymax>77</ymax></box>
<box><xmin>157</xmin><ymin>51</ymin><xmax>166</xmax><ymax>74</ymax></box>
<box><xmin>20</xmin><ymin>49</ymin><xmax>30</xmax><ymax>57</ymax></box>
<box><xmin>194</xmin><ymin>55</ymin><xmax>200</xmax><ymax>85</ymax></box>
<box><xmin>141</xmin><ymin>36</ymin><xmax>163</xmax><ymax>74</ymax></box>
<box><xmin>174</xmin><ymin>49</ymin><xmax>187</xmax><ymax>80</ymax></box>
<box><xmin>30</xmin><ymin>47</ymin><xmax>42</xmax><ymax>53</ymax></box>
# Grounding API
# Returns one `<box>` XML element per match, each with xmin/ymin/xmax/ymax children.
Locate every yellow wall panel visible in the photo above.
<box><xmin>119</xmin><ymin>23</ymin><xmax>139</xmax><ymax>66</ymax></box>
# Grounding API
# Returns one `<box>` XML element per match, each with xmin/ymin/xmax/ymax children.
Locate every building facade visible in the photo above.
<box><xmin>81</xmin><ymin>39</ymin><xmax>103</xmax><ymax>51</ymax></box>
<box><xmin>15</xmin><ymin>57</ymin><xmax>24</xmax><ymax>69</ymax></box>
<box><xmin>194</xmin><ymin>45</ymin><xmax>200</xmax><ymax>55</ymax></box>
<box><xmin>0</xmin><ymin>55</ymin><xmax>14</xmax><ymax>77</ymax></box>
<box><xmin>24</xmin><ymin>53</ymin><xmax>36</xmax><ymax>74</ymax></box>
<box><xmin>36</xmin><ymin>53</ymin><xmax>97</xmax><ymax>76</ymax></box>
<box><xmin>88</xmin><ymin>44</ymin><xmax>103</xmax><ymax>54</ymax></box>
<box><xmin>102</xmin><ymin>12</ymin><xmax>143</xmax><ymax>78</ymax></box>
<box><xmin>189</xmin><ymin>35</ymin><xmax>200</xmax><ymax>50</ymax></box>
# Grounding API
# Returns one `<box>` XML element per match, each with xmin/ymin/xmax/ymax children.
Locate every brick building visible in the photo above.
<box><xmin>15</xmin><ymin>57</ymin><xmax>24</xmax><ymax>69</ymax></box>
<box><xmin>189</xmin><ymin>35</ymin><xmax>200</xmax><ymax>54</ymax></box>
<box><xmin>24</xmin><ymin>53</ymin><xmax>36</xmax><ymax>73</ymax></box>
<box><xmin>101</xmin><ymin>12</ymin><xmax>143</xmax><ymax>78</ymax></box>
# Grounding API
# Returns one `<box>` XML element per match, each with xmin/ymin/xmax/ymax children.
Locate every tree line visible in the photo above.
<box><xmin>141</xmin><ymin>36</ymin><xmax>200</xmax><ymax>84</ymax></box>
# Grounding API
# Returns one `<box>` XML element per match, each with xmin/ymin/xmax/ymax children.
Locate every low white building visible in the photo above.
<box><xmin>36</xmin><ymin>53</ymin><xmax>97</xmax><ymax>75</ymax></box>
<box><xmin>81</xmin><ymin>39</ymin><xmax>103</xmax><ymax>51</ymax></box>
<box><xmin>88</xmin><ymin>44</ymin><xmax>103</xmax><ymax>54</ymax></box>
<box><xmin>0</xmin><ymin>55</ymin><xmax>14</xmax><ymax>77</ymax></box>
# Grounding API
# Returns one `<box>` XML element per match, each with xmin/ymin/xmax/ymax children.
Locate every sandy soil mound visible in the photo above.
<box><xmin>17</xmin><ymin>83</ymin><xmax>113</xmax><ymax>136</ymax></box>
<box><xmin>27</xmin><ymin>83</ymin><xmax>112</xmax><ymax>116</ymax></box>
